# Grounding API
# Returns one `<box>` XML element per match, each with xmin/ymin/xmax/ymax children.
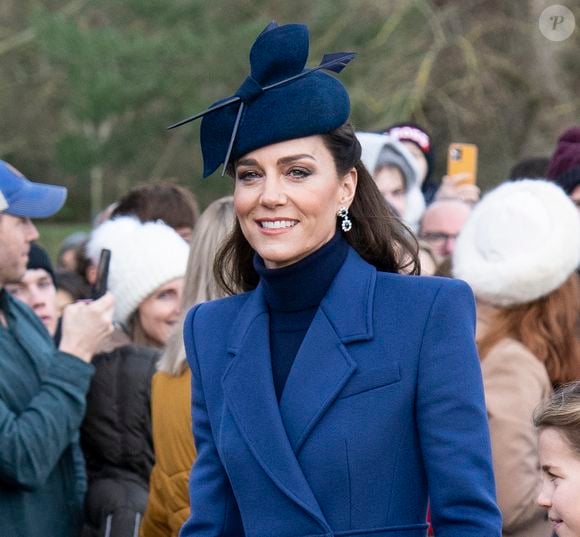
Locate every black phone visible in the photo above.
<box><xmin>91</xmin><ymin>248</ymin><xmax>111</xmax><ymax>300</ymax></box>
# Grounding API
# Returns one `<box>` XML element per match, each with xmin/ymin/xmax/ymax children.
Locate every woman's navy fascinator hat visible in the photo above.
<box><xmin>169</xmin><ymin>22</ymin><xmax>356</xmax><ymax>177</ymax></box>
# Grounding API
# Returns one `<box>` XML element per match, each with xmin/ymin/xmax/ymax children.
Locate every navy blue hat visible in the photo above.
<box><xmin>0</xmin><ymin>160</ymin><xmax>67</xmax><ymax>218</ymax></box>
<box><xmin>169</xmin><ymin>22</ymin><xmax>355</xmax><ymax>177</ymax></box>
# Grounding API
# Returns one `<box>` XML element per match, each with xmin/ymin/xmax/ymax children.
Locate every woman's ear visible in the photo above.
<box><xmin>339</xmin><ymin>167</ymin><xmax>358</xmax><ymax>208</ymax></box>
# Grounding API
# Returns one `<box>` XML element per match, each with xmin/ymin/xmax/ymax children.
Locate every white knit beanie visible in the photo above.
<box><xmin>87</xmin><ymin>216</ymin><xmax>189</xmax><ymax>324</ymax></box>
<box><xmin>453</xmin><ymin>179</ymin><xmax>580</xmax><ymax>307</ymax></box>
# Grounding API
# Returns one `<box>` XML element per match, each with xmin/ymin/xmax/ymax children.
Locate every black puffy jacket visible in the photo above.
<box><xmin>81</xmin><ymin>342</ymin><xmax>159</xmax><ymax>537</ymax></box>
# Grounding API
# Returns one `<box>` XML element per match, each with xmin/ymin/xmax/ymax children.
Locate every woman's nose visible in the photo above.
<box><xmin>259</xmin><ymin>175</ymin><xmax>286</xmax><ymax>208</ymax></box>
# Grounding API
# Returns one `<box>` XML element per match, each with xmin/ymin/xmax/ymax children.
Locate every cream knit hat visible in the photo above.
<box><xmin>87</xmin><ymin>216</ymin><xmax>189</xmax><ymax>324</ymax></box>
<box><xmin>453</xmin><ymin>179</ymin><xmax>580</xmax><ymax>307</ymax></box>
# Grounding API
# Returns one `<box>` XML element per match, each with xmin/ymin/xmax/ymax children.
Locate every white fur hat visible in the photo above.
<box><xmin>453</xmin><ymin>179</ymin><xmax>580</xmax><ymax>306</ymax></box>
<box><xmin>87</xmin><ymin>216</ymin><xmax>189</xmax><ymax>324</ymax></box>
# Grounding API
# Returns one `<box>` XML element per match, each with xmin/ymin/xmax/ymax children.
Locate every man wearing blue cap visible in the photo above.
<box><xmin>0</xmin><ymin>161</ymin><xmax>115</xmax><ymax>537</ymax></box>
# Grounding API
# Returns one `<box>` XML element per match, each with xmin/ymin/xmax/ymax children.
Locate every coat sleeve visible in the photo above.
<box><xmin>179</xmin><ymin>305</ymin><xmax>243</xmax><ymax>537</ymax></box>
<box><xmin>482</xmin><ymin>342</ymin><xmax>551</xmax><ymax>534</ymax></box>
<box><xmin>0</xmin><ymin>351</ymin><xmax>94</xmax><ymax>490</ymax></box>
<box><xmin>416</xmin><ymin>279</ymin><xmax>502</xmax><ymax>537</ymax></box>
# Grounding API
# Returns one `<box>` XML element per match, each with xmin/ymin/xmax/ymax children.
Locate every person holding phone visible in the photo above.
<box><xmin>0</xmin><ymin>161</ymin><xmax>114</xmax><ymax>537</ymax></box>
<box><xmin>173</xmin><ymin>22</ymin><xmax>501</xmax><ymax>536</ymax></box>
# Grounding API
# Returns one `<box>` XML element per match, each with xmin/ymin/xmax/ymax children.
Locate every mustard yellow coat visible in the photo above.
<box><xmin>140</xmin><ymin>369</ymin><xmax>196</xmax><ymax>537</ymax></box>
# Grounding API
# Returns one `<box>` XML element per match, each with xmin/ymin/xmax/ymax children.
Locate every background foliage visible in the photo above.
<box><xmin>1</xmin><ymin>0</ymin><xmax>579</xmax><ymax>225</ymax></box>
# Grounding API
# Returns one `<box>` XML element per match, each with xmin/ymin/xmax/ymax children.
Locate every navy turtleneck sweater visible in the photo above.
<box><xmin>253</xmin><ymin>230</ymin><xmax>349</xmax><ymax>401</ymax></box>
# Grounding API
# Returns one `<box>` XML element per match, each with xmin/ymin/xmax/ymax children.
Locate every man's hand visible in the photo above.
<box><xmin>59</xmin><ymin>292</ymin><xmax>115</xmax><ymax>363</ymax></box>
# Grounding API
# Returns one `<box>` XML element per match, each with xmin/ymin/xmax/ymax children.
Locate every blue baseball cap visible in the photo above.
<box><xmin>0</xmin><ymin>160</ymin><xmax>67</xmax><ymax>218</ymax></box>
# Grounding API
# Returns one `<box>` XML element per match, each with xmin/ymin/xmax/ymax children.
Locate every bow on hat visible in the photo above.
<box><xmin>168</xmin><ymin>22</ymin><xmax>356</xmax><ymax>177</ymax></box>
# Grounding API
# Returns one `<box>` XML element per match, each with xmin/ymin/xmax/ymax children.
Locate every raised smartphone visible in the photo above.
<box><xmin>91</xmin><ymin>248</ymin><xmax>111</xmax><ymax>300</ymax></box>
<box><xmin>447</xmin><ymin>143</ymin><xmax>478</xmax><ymax>185</ymax></box>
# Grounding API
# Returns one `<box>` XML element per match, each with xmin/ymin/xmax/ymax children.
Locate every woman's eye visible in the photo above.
<box><xmin>157</xmin><ymin>290</ymin><xmax>176</xmax><ymax>300</ymax></box>
<box><xmin>236</xmin><ymin>170</ymin><xmax>260</xmax><ymax>181</ymax></box>
<box><xmin>287</xmin><ymin>167</ymin><xmax>310</xmax><ymax>178</ymax></box>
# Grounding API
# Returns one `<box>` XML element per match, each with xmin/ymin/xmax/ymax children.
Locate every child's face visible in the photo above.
<box><xmin>537</xmin><ymin>427</ymin><xmax>580</xmax><ymax>537</ymax></box>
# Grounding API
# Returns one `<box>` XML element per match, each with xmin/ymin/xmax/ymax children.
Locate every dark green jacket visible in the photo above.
<box><xmin>0</xmin><ymin>290</ymin><xmax>94</xmax><ymax>537</ymax></box>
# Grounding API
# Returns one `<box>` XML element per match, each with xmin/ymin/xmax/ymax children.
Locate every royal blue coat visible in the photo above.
<box><xmin>180</xmin><ymin>248</ymin><xmax>502</xmax><ymax>537</ymax></box>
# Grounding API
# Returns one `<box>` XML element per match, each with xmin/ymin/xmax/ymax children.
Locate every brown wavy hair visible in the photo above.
<box><xmin>478</xmin><ymin>273</ymin><xmax>580</xmax><ymax>386</ymax></box>
<box><xmin>214</xmin><ymin>123</ymin><xmax>420</xmax><ymax>293</ymax></box>
<box><xmin>112</xmin><ymin>181</ymin><xmax>200</xmax><ymax>230</ymax></box>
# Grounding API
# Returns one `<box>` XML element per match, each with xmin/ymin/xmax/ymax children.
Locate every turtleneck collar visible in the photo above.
<box><xmin>253</xmin><ymin>229</ymin><xmax>349</xmax><ymax>312</ymax></box>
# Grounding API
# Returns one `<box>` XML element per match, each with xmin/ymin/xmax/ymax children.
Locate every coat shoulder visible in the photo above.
<box><xmin>375</xmin><ymin>271</ymin><xmax>475</xmax><ymax>304</ymax></box>
<box><xmin>184</xmin><ymin>292</ymin><xmax>252</xmax><ymax>338</ymax></box>
<box><xmin>189</xmin><ymin>292</ymin><xmax>251</xmax><ymax>322</ymax></box>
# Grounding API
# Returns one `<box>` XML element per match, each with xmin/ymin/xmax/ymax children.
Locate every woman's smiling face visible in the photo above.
<box><xmin>537</xmin><ymin>427</ymin><xmax>580</xmax><ymax>537</ymax></box>
<box><xmin>137</xmin><ymin>277</ymin><xmax>184</xmax><ymax>347</ymax></box>
<box><xmin>233</xmin><ymin>135</ymin><xmax>357</xmax><ymax>269</ymax></box>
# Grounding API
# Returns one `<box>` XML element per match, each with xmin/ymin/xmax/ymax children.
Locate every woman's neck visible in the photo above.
<box><xmin>254</xmin><ymin>230</ymin><xmax>349</xmax><ymax>312</ymax></box>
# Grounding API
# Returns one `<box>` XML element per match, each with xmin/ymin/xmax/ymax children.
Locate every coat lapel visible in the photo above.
<box><xmin>221</xmin><ymin>286</ymin><xmax>330</xmax><ymax>531</ymax></box>
<box><xmin>280</xmin><ymin>248</ymin><xmax>376</xmax><ymax>453</ymax></box>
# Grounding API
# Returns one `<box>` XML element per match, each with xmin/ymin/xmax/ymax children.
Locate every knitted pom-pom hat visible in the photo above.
<box><xmin>453</xmin><ymin>179</ymin><xmax>580</xmax><ymax>307</ymax></box>
<box><xmin>87</xmin><ymin>216</ymin><xmax>189</xmax><ymax>325</ymax></box>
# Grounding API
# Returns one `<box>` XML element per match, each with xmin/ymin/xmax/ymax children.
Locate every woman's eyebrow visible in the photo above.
<box><xmin>236</xmin><ymin>158</ymin><xmax>259</xmax><ymax>167</ymax></box>
<box><xmin>277</xmin><ymin>154</ymin><xmax>316</xmax><ymax>165</ymax></box>
<box><xmin>236</xmin><ymin>153</ymin><xmax>316</xmax><ymax>168</ymax></box>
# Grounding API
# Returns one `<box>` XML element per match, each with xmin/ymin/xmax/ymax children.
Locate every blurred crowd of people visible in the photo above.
<box><xmin>1</xmin><ymin>115</ymin><xmax>579</xmax><ymax>537</ymax></box>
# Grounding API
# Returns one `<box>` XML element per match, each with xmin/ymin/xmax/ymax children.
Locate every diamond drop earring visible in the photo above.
<box><xmin>337</xmin><ymin>206</ymin><xmax>352</xmax><ymax>232</ymax></box>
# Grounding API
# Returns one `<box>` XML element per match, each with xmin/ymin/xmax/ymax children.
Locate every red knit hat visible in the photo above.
<box><xmin>547</xmin><ymin>126</ymin><xmax>580</xmax><ymax>194</ymax></box>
